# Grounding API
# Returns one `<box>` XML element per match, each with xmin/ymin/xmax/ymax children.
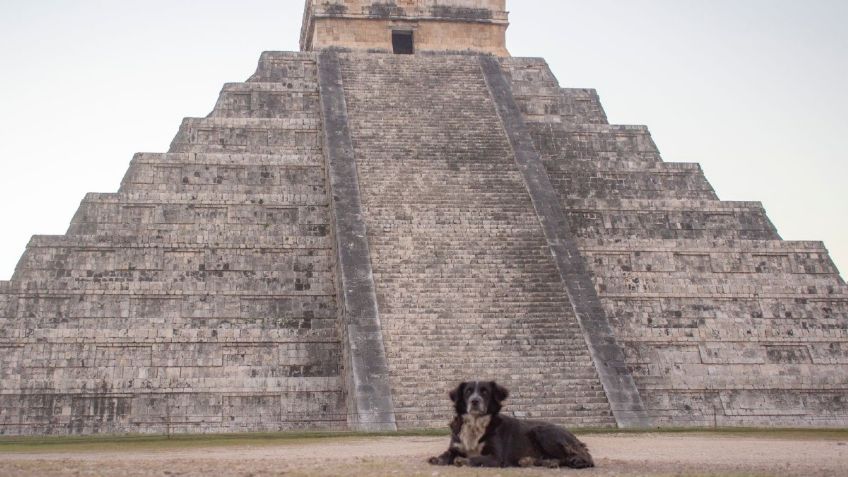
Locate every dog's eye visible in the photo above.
<box><xmin>465</xmin><ymin>389</ymin><xmax>473</xmax><ymax>396</ymax></box>
<box><xmin>481</xmin><ymin>388</ymin><xmax>488</xmax><ymax>395</ymax></box>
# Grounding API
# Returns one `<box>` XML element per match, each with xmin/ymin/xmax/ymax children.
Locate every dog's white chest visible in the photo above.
<box><xmin>453</xmin><ymin>415</ymin><xmax>491</xmax><ymax>457</ymax></box>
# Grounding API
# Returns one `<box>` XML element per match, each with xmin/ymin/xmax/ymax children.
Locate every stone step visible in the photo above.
<box><xmin>578</xmin><ymin>237</ymin><xmax>831</xmax><ymax>252</ymax></box>
<box><xmin>4</xmin><ymin>277</ymin><xmax>335</xmax><ymax>295</ymax></box>
<box><xmin>499</xmin><ymin>57</ymin><xmax>609</xmax><ymax>124</ymax></box>
<box><xmin>80</xmin><ymin>191</ymin><xmax>327</xmax><ymax>206</ymax></box>
<box><xmin>210</xmin><ymin>82</ymin><xmax>320</xmax><ymax>119</ymax></box>
<box><xmin>129</xmin><ymin>152</ymin><xmax>324</xmax><ymax>167</ymax></box>
<box><xmin>530</xmin><ymin>122</ymin><xmax>659</xmax><ymax>151</ymax></box>
<box><xmin>604</xmin><ymin>305</ymin><xmax>847</xmax><ymax>345</ymax></box>
<box><xmin>0</xmin><ymin>294</ymin><xmax>338</xmax><ymax>324</ymax></box>
<box><xmin>549</xmin><ymin>165</ymin><xmax>717</xmax><ymax>200</ymax></box>
<box><xmin>169</xmin><ymin>117</ymin><xmax>322</xmax><ymax>154</ymax></box>
<box><xmin>394</xmin><ymin>395</ymin><xmax>615</xmax><ymax>411</ymax></box>
<box><xmin>624</xmin><ymin>339</ymin><xmax>848</xmax><ymax>365</ymax></box>
<box><xmin>222</xmin><ymin>81</ymin><xmax>318</xmax><ymax>95</ymax></box>
<box><xmin>0</xmin><ymin>391</ymin><xmax>346</xmax><ymax>435</ymax></box>
<box><xmin>23</xmin><ymin>233</ymin><xmax>331</xmax><ymax>250</ymax></box>
<box><xmin>0</xmin><ymin>374</ymin><xmax>341</xmax><ymax>393</ymax></box>
<box><xmin>540</xmin><ymin>149</ymin><xmax>664</xmax><ymax>167</ymax></box>
<box><xmin>2</xmin><ymin>313</ymin><xmax>338</xmax><ymax>332</ymax></box>
<box><xmin>69</xmin><ymin>195</ymin><xmax>328</xmax><ymax>228</ymax></box>
<box><xmin>386</xmin><ymin>348</ymin><xmax>597</xmax><ymax>360</ymax></box>
<box><xmin>0</xmin><ymin>326</ymin><xmax>341</xmax><ymax>342</ymax></box>
<box><xmin>20</xmin><ymin>236</ymin><xmax>335</xmax><ymax>252</ymax></box>
<box><xmin>375</xmin><ymin>296</ymin><xmax>573</xmax><ymax>306</ymax></box>
<box><xmin>0</xmin><ymin>288</ymin><xmax>338</xmax><ymax>306</ymax></box>
<box><xmin>563</xmin><ymin>198</ymin><xmax>779</xmax><ymax>240</ymax></box>
<box><xmin>634</xmin><ymin>363</ymin><xmax>845</xmax><ymax>388</ymax></box>
<box><xmin>248</xmin><ymin>51</ymin><xmax>318</xmax><ymax>83</ymax></box>
<box><xmin>66</xmin><ymin>227</ymin><xmax>329</xmax><ymax>247</ymax></box>
<box><xmin>62</xmin><ymin>228</ymin><xmax>332</xmax><ymax>248</ymax></box>
<box><xmin>578</xmin><ymin>238</ymin><xmax>842</xmax><ymax>277</ymax></box>
<box><xmin>547</xmin><ymin>160</ymin><xmax>704</xmax><ymax>174</ymax></box>
<box><xmin>16</xmin><ymin>247</ymin><xmax>333</xmax><ymax>274</ymax></box>
<box><xmin>121</xmin><ymin>152</ymin><xmax>327</xmax><ymax>194</ymax></box>
<box><xmin>498</xmin><ymin>57</ymin><xmax>560</xmax><ymax>86</ymax></box>
<box><xmin>67</xmin><ymin>223</ymin><xmax>330</xmax><ymax>242</ymax></box>
<box><xmin>514</xmin><ymin>87</ymin><xmax>609</xmax><ymax>125</ymax></box>
<box><xmin>592</xmin><ymin>271</ymin><xmax>843</xmax><ymax>298</ymax></box>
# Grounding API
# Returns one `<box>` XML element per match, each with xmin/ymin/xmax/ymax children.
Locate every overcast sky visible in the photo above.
<box><xmin>0</xmin><ymin>0</ymin><xmax>845</xmax><ymax>279</ymax></box>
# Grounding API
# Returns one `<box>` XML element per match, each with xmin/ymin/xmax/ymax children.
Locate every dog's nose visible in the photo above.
<box><xmin>470</xmin><ymin>398</ymin><xmax>481</xmax><ymax>407</ymax></box>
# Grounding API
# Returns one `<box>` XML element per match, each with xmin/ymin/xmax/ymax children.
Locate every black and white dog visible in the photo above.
<box><xmin>428</xmin><ymin>381</ymin><xmax>595</xmax><ymax>469</ymax></box>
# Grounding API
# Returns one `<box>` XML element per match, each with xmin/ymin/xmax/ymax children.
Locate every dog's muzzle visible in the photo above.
<box><xmin>468</xmin><ymin>396</ymin><xmax>485</xmax><ymax>414</ymax></box>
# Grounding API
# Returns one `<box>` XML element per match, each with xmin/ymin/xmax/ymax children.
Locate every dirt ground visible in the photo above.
<box><xmin>1</xmin><ymin>432</ymin><xmax>847</xmax><ymax>477</ymax></box>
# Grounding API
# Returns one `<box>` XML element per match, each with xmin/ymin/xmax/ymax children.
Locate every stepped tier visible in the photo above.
<box><xmin>0</xmin><ymin>52</ymin><xmax>348</xmax><ymax>435</ymax></box>
<box><xmin>501</xmin><ymin>56</ymin><xmax>847</xmax><ymax>427</ymax></box>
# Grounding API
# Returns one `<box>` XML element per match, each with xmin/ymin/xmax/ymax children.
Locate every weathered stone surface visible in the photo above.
<box><xmin>480</xmin><ymin>55</ymin><xmax>650</xmax><ymax>428</ymax></box>
<box><xmin>500</xmin><ymin>57</ymin><xmax>847</xmax><ymax>427</ymax></box>
<box><xmin>317</xmin><ymin>49</ymin><xmax>397</xmax><ymax>432</ymax></box>
<box><xmin>0</xmin><ymin>52</ymin><xmax>348</xmax><ymax>435</ymax></box>
<box><xmin>1</xmin><ymin>1</ymin><xmax>845</xmax><ymax>435</ymax></box>
<box><xmin>300</xmin><ymin>0</ymin><xmax>509</xmax><ymax>56</ymax></box>
<box><xmin>336</xmin><ymin>52</ymin><xmax>615</xmax><ymax>429</ymax></box>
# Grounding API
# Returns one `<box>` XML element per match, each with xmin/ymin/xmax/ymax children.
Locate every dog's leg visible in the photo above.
<box><xmin>428</xmin><ymin>450</ymin><xmax>458</xmax><ymax>466</ymax></box>
<box><xmin>519</xmin><ymin>457</ymin><xmax>559</xmax><ymax>468</ymax></box>
<box><xmin>458</xmin><ymin>455</ymin><xmax>501</xmax><ymax>468</ymax></box>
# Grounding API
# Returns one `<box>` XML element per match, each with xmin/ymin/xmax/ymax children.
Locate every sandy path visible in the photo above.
<box><xmin>1</xmin><ymin>433</ymin><xmax>847</xmax><ymax>476</ymax></box>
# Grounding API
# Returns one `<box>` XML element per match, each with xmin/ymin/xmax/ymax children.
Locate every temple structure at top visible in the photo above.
<box><xmin>300</xmin><ymin>0</ymin><xmax>510</xmax><ymax>55</ymax></box>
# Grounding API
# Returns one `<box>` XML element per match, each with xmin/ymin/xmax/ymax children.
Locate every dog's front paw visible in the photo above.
<box><xmin>566</xmin><ymin>456</ymin><xmax>594</xmax><ymax>469</ymax></box>
<box><xmin>518</xmin><ymin>457</ymin><xmax>536</xmax><ymax>468</ymax></box>
<box><xmin>454</xmin><ymin>457</ymin><xmax>470</xmax><ymax>467</ymax></box>
<box><xmin>428</xmin><ymin>456</ymin><xmax>447</xmax><ymax>466</ymax></box>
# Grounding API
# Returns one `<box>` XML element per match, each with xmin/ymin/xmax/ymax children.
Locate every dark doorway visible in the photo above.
<box><xmin>392</xmin><ymin>31</ymin><xmax>414</xmax><ymax>54</ymax></box>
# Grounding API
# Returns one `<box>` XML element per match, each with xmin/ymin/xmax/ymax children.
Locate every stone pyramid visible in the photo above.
<box><xmin>1</xmin><ymin>0</ymin><xmax>845</xmax><ymax>436</ymax></box>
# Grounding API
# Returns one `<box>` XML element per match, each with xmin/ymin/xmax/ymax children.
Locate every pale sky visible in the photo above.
<box><xmin>0</xmin><ymin>0</ymin><xmax>845</xmax><ymax>279</ymax></box>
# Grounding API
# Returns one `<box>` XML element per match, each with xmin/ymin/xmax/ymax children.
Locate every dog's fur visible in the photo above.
<box><xmin>428</xmin><ymin>381</ymin><xmax>595</xmax><ymax>469</ymax></box>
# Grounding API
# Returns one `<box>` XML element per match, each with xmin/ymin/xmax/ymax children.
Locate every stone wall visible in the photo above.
<box><xmin>0</xmin><ymin>52</ymin><xmax>348</xmax><ymax>435</ymax></box>
<box><xmin>301</xmin><ymin>0</ymin><xmax>509</xmax><ymax>55</ymax></box>
<box><xmin>501</xmin><ymin>57</ymin><xmax>848</xmax><ymax>427</ymax></box>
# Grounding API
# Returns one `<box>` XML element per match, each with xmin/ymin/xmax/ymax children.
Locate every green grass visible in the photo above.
<box><xmin>0</xmin><ymin>426</ymin><xmax>844</xmax><ymax>454</ymax></box>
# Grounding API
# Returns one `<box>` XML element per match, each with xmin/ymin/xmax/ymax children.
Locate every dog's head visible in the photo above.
<box><xmin>449</xmin><ymin>381</ymin><xmax>509</xmax><ymax>417</ymax></box>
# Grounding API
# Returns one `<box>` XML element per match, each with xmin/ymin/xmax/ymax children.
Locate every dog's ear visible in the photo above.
<box><xmin>492</xmin><ymin>382</ymin><xmax>509</xmax><ymax>403</ymax></box>
<box><xmin>449</xmin><ymin>382</ymin><xmax>466</xmax><ymax>403</ymax></box>
<box><xmin>450</xmin><ymin>382</ymin><xmax>468</xmax><ymax>415</ymax></box>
